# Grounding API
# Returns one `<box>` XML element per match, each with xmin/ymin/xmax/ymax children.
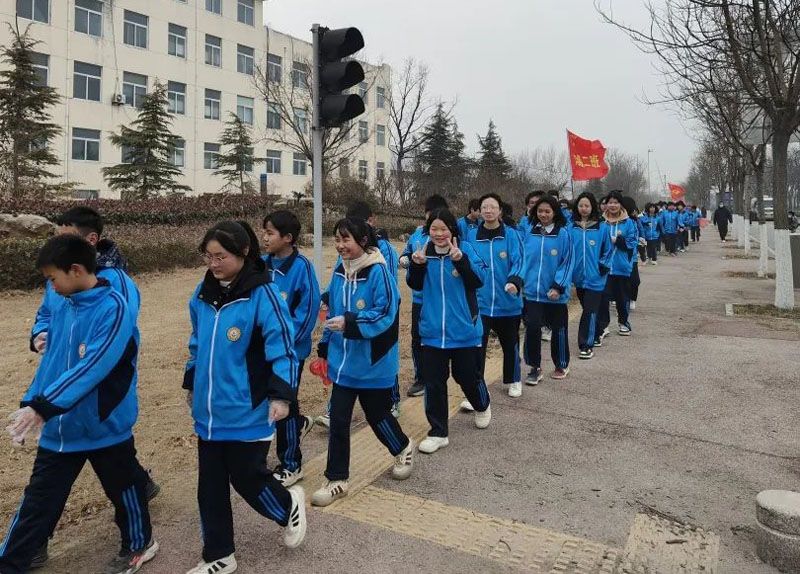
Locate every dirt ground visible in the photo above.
<box><xmin>0</xmin><ymin>243</ymin><xmax>424</xmax><ymax>549</ymax></box>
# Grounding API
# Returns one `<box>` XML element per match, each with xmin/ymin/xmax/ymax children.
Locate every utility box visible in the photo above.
<box><xmin>792</xmin><ymin>233</ymin><xmax>800</xmax><ymax>288</ymax></box>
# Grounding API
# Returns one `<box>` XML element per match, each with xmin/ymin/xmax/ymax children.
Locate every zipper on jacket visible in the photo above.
<box><xmin>60</xmin><ymin>304</ymin><xmax>77</xmax><ymax>453</ymax></box>
<box><xmin>206</xmin><ymin>298</ymin><xmax>248</xmax><ymax>439</ymax></box>
<box><xmin>335</xmin><ymin>276</ymin><xmax>354</xmax><ymax>383</ymax></box>
<box><xmin>536</xmin><ymin>234</ymin><xmax>544</xmax><ymax>301</ymax></box>
<box><xmin>489</xmin><ymin>240</ymin><xmax>496</xmax><ymax>316</ymax></box>
<box><xmin>582</xmin><ymin>227</ymin><xmax>587</xmax><ymax>279</ymax></box>
<box><xmin>440</xmin><ymin>257</ymin><xmax>446</xmax><ymax>347</ymax></box>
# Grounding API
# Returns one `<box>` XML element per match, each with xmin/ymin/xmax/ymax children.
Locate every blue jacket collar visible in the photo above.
<box><xmin>264</xmin><ymin>248</ymin><xmax>299</xmax><ymax>276</ymax></box>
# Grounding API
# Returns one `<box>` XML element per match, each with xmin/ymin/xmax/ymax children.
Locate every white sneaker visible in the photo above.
<box><xmin>507</xmin><ymin>382</ymin><xmax>522</xmax><ymax>397</ymax></box>
<box><xmin>273</xmin><ymin>466</ymin><xmax>304</xmax><ymax>487</ymax></box>
<box><xmin>630</xmin><ymin>301</ymin><xmax>636</xmax><ymax>310</ymax></box>
<box><xmin>315</xmin><ymin>414</ymin><xmax>330</xmax><ymax>428</ymax></box>
<box><xmin>283</xmin><ymin>486</ymin><xmax>307</xmax><ymax>548</ymax></box>
<box><xmin>311</xmin><ymin>480</ymin><xmax>348</xmax><ymax>507</ymax></box>
<box><xmin>391</xmin><ymin>402</ymin><xmax>401</xmax><ymax>419</ymax></box>
<box><xmin>391</xmin><ymin>440</ymin><xmax>415</xmax><ymax>480</ymax></box>
<box><xmin>651</xmin><ymin>261</ymin><xmax>658</xmax><ymax>266</ymax></box>
<box><xmin>601</xmin><ymin>327</ymin><xmax>611</xmax><ymax>340</ymax></box>
<box><xmin>185</xmin><ymin>554</ymin><xmax>237</xmax><ymax>574</ymax></box>
<box><xmin>419</xmin><ymin>436</ymin><xmax>449</xmax><ymax>454</ymax></box>
<box><xmin>459</xmin><ymin>400</ymin><xmax>475</xmax><ymax>412</ymax></box>
<box><xmin>618</xmin><ymin>324</ymin><xmax>632</xmax><ymax>336</ymax></box>
<box><xmin>541</xmin><ymin>327</ymin><xmax>552</xmax><ymax>341</ymax></box>
<box><xmin>474</xmin><ymin>405</ymin><xmax>492</xmax><ymax>429</ymax></box>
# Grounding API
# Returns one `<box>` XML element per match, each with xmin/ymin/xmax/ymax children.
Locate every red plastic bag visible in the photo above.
<box><xmin>309</xmin><ymin>358</ymin><xmax>332</xmax><ymax>387</ymax></box>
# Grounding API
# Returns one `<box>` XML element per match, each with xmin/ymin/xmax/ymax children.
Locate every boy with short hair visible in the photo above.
<box><xmin>1</xmin><ymin>235</ymin><xmax>157</xmax><ymax>574</ymax></box>
<box><xmin>262</xmin><ymin>211</ymin><xmax>321</xmax><ymax>486</ymax></box>
<box><xmin>457</xmin><ymin>198</ymin><xmax>482</xmax><ymax>240</ymax></box>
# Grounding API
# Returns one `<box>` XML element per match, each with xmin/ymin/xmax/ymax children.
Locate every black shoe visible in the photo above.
<box><xmin>407</xmin><ymin>382</ymin><xmax>425</xmax><ymax>397</ymax></box>
<box><xmin>104</xmin><ymin>539</ymin><xmax>159</xmax><ymax>574</ymax></box>
<box><xmin>145</xmin><ymin>477</ymin><xmax>161</xmax><ymax>502</ymax></box>
<box><xmin>30</xmin><ymin>541</ymin><xmax>48</xmax><ymax>569</ymax></box>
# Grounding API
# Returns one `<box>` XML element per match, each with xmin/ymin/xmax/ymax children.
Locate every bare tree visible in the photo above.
<box><xmin>512</xmin><ymin>146</ymin><xmax>571</xmax><ymax>191</ymax></box>
<box><xmin>596</xmin><ymin>0</ymin><xmax>800</xmax><ymax>307</ymax></box>
<box><xmin>387</xmin><ymin>59</ymin><xmax>441</xmax><ymax>204</ymax></box>
<box><xmin>253</xmin><ymin>33</ymin><xmax>385</xmax><ymax>179</ymax></box>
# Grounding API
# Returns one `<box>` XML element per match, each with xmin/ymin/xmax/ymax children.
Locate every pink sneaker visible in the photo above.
<box><xmin>551</xmin><ymin>368</ymin><xmax>570</xmax><ymax>380</ymax></box>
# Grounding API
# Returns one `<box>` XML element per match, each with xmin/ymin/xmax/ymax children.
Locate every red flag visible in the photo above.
<box><xmin>668</xmin><ymin>183</ymin><xmax>686</xmax><ymax>201</ymax></box>
<box><xmin>567</xmin><ymin>130</ymin><xmax>610</xmax><ymax>181</ymax></box>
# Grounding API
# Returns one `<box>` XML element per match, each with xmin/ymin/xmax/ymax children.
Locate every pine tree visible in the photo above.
<box><xmin>418</xmin><ymin>103</ymin><xmax>453</xmax><ymax>177</ymax></box>
<box><xmin>214</xmin><ymin>113</ymin><xmax>263</xmax><ymax>194</ymax></box>
<box><xmin>477</xmin><ymin>120</ymin><xmax>512</xmax><ymax>181</ymax></box>
<box><xmin>0</xmin><ymin>25</ymin><xmax>62</xmax><ymax>199</ymax></box>
<box><xmin>103</xmin><ymin>81</ymin><xmax>191</xmax><ymax>199</ymax></box>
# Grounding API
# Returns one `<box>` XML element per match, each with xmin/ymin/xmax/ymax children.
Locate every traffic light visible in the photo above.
<box><xmin>314</xmin><ymin>26</ymin><xmax>366</xmax><ymax>128</ymax></box>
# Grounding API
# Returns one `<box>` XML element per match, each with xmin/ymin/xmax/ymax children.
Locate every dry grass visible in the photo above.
<box><xmin>733</xmin><ymin>304</ymin><xmax>800</xmax><ymax>320</ymax></box>
<box><xmin>723</xmin><ymin>271</ymin><xmax>775</xmax><ymax>279</ymax></box>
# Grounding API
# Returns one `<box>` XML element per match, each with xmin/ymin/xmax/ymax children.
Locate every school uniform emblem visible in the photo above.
<box><xmin>356</xmin><ymin>299</ymin><xmax>366</xmax><ymax>310</ymax></box>
<box><xmin>452</xmin><ymin>269</ymin><xmax>460</xmax><ymax>277</ymax></box>
<box><xmin>589</xmin><ymin>240</ymin><xmax>596</xmax><ymax>246</ymax></box>
<box><xmin>280</xmin><ymin>291</ymin><xmax>288</xmax><ymax>301</ymax></box>
<box><xmin>227</xmin><ymin>327</ymin><xmax>242</xmax><ymax>342</ymax></box>
<box><xmin>78</xmin><ymin>343</ymin><xmax>87</xmax><ymax>358</ymax></box>
<box><xmin>499</xmin><ymin>251</ymin><xmax>507</xmax><ymax>259</ymax></box>
<box><xmin>550</xmin><ymin>249</ymin><xmax>558</xmax><ymax>256</ymax></box>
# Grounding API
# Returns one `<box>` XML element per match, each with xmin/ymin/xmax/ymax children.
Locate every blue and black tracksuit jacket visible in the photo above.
<box><xmin>465</xmin><ymin>223</ymin><xmax>524</xmax><ymax>318</ymax></box>
<box><xmin>522</xmin><ymin>224</ymin><xmax>574</xmax><ymax>305</ymax></box>
<box><xmin>569</xmin><ymin>221</ymin><xmax>613</xmax><ymax>292</ymax></box>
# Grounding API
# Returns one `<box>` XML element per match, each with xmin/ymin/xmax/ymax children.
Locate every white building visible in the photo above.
<box><xmin>0</xmin><ymin>0</ymin><xmax>392</xmax><ymax>198</ymax></box>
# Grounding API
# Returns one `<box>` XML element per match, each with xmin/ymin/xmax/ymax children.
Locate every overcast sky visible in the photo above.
<box><xmin>264</xmin><ymin>0</ymin><xmax>696</xmax><ymax>188</ymax></box>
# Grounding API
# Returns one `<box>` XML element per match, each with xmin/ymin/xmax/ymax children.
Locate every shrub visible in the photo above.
<box><xmin>0</xmin><ymin>239</ymin><xmax>45</xmax><ymax>290</ymax></box>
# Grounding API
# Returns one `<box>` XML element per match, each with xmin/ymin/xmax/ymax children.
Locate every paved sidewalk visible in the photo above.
<box><xmin>45</xmin><ymin>239</ymin><xmax>799</xmax><ymax>573</ymax></box>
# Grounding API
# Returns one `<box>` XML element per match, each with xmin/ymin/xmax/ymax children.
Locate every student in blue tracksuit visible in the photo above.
<box><xmin>660</xmin><ymin>202</ymin><xmax>680</xmax><ymax>255</ymax></box>
<box><xmin>517</xmin><ymin>190</ymin><xmax>545</xmax><ymax>239</ymax></box>
<box><xmin>597</xmin><ymin>191</ymin><xmax>639</xmax><ymax>337</ymax></box>
<box><xmin>312</xmin><ymin>218</ymin><xmax>414</xmax><ymax>507</ymax></box>
<box><xmin>399</xmin><ymin>194</ymin><xmax>450</xmax><ymax>398</ymax></box>
<box><xmin>640</xmin><ymin>203</ymin><xmax>662</xmax><ymax>265</ymax></box>
<box><xmin>569</xmin><ymin>192</ymin><xmax>612</xmax><ymax>359</ymax></box>
<box><xmin>1</xmin><ymin>235</ymin><xmax>157</xmax><ymax>574</ymax></box>
<box><xmin>407</xmin><ymin>208</ymin><xmax>491</xmax><ymax>454</ymax></box>
<box><xmin>522</xmin><ymin>195</ymin><xmax>574</xmax><ymax>382</ymax></box>
<box><xmin>676</xmin><ymin>201</ymin><xmax>690</xmax><ymax>251</ymax></box>
<box><xmin>689</xmin><ymin>204</ymin><xmax>701</xmax><ymax>242</ymax></box>
<box><xmin>26</xmin><ymin>207</ymin><xmax>158</xmax><ymax>570</ymax></box>
<box><xmin>622</xmin><ymin>197</ymin><xmax>643</xmax><ymax>310</ymax></box>
<box><xmin>457</xmin><ymin>198</ymin><xmax>482</xmax><ymax>240</ymax></box>
<box><xmin>183</xmin><ymin>221</ymin><xmax>307</xmax><ymax>574</ymax></box>
<box><xmin>345</xmin><ymin>201</ymin><xmax>401</xmax><ymax>413</ymax></box>
<box><xmin>465</xmin><ymin>193</ymin><xmax>525</xmax><ymax>398</ymax></box>
<box><xmin>261</xmin><ymin>211</ymin><xmax>321</xmax><ymax>488</ymax></box>
<box><xmin>559</xmin><ymin>198</ymin><xmax>574</xmax><ymax>226</ymax></box>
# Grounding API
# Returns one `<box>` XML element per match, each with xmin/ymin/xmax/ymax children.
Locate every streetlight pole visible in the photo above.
<box><xmin>647</xmin><ymin>148</ymin><xmax>653</xmax><ymax>198</ymax></box>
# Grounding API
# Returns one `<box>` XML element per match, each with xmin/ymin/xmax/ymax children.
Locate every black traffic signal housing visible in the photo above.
<box><xmin>316</xmin><ymin>27</ymin><xmax>366</xmax><ymax>128</ymax></box>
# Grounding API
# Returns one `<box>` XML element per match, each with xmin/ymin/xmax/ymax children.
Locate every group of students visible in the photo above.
<box><xmin>1</xmin><ymin>187</ymin><xmax>686</xmax><ymax>574</ymax></box>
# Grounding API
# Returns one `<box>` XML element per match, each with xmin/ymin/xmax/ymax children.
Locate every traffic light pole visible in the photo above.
<box><xmin>311</xmin><ymin>23</ymin><xmax>325</xmax><ymax>281</ymax></box>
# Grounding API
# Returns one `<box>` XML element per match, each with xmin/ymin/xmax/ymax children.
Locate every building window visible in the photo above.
<box><xmin>75</xmin><ymin>0</ymin><xmax>103</xmax><ymax>37</ymax></box>
<box><xmin>376</xmin><ymin>86</ymin><xmax>386</xmax><ymax>109</ymax></box>
<box><xmin>292</xmin><ymin>61</ymin><xmax>309</xmax><ymax>89</ymax></box>
<box><xmin>121</xmin><ymin>144</ymin><xmax>135</xmax><ymax>163</ymax></box>
<box><xmin>123</xmin><ymin>10</ymin><xmax>148</xmax><ymax>49</ymax></box>
<box><xmin>339</xmin><ymin>160</ymin><xmax>350</xmax><ymax>178</ymax></box>
<box><xmin>168</xmin><ymin>23</ymin><xmax>187</xmax><ymax>58</ymax></box>
<box><xmin>377</xmin><ymin>161</ymin><xmax>386</xmax><ymax>180</ymax></box>
<box><xmin>293</xmin><ymin>108</ymin><xmax>308</xmax><ymax>133</ymax></box>
<box><xmin>358</xmin><ymin>121</ymin><xmax>368</xmax><ymax>143</ymax></box>
<box><xmin>73</xmin><ymin>61</ymin><xmax>101</xmax><ymax>101</ymax></box>
<box><xmin>237</xmin><ymin>0</ymin><xmax>254</xmax><ymax>25</ymax></box>
<box><xmin>358</xmin><ymin>160</ymin><xmax>368</xmax><ymax>181</ymax></box>
<box><xmin>237</xmin><ymin>44</ymin><xmax>255</xmax><ymax>75</ymax></box>
<box><xmin>122</xmin><ymin>71</ymin><xmax>147</xmax><ymax>108</ymax></box>
<box><xmin>376</xmin><ymin>124</ymin><xmax>386</xmax><ymax>146</ymax></box>
<box><xmin>267</xmin><ymin>53</ymin><xmax>282</xmax><ymax>83</ymax></box>
<box><xmin>265</xmin><ymin>150</ymin><xmax>281</xmax><ymax>174</ymax></box>
<box><xmin>359</xmin><ymin>82</ymin><xmax>368</xmax><ymax>104</ymax></box>
<box><xmin>293</xmin><ymin>153</ymin><xmax>307</xmax><ymax>176</ymax></box>
<box><xmin>170</xmin><ymin>139</ymin><xmax>185</xmax><ymax>167</ymax></box>
<box><xmin>30</xmin><ymin>52</ymin><xmax>48</xmax><ymax>87</ymax></box>
<box><xmin>204</xmin><ymin>89</ymin><xmax>221</xmax><ymax>120</ymax></box>
<box><xmin>16</xmin><ymin>0</ymin><xmax>48</xmax><ymax>23</ymax></box>
<box><xmin>167</xmin><ymin>81</ymin><xmax>186</xmax><ymax>115</ymax></box>
<box><xmin>204</xmin><ymin>143</ymin><xmax>220</xmax><ymax>169</ymax></box>
<box><xmin>205</xmin><ymin>34</ymin><xmax>221</xmax><ymax>67</ymax></box>
<box><xmin>205</xmin><ymin>0</ymin><xmax>221</xmax><ymax>15</ymax></box>
<box><xmin>267</xmin><ymin>103</ymin><xmax>281</xmax><ymax>129</ymax></box>
<box><xmin>71</xmin><ymin>128</ymin><xmax>100</xmax><ymax>161</ymax></box>
<box><xmin>237</xmin><ymin>95</ymin><xmax>254</xmax><ymax>125</ymax></box>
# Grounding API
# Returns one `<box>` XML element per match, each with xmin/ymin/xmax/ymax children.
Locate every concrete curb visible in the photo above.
<box><xmin>725</xmin><ymin>303</ymin><xmax>734</xmax><ymax>316</ymax></box>
<box><xmin>756</xmin><ymin>490</ymin><xmax>800</xmax><ymax>571</ymax></box>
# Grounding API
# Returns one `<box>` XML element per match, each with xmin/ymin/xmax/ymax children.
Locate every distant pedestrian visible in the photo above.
<box><xmin>713</xmin><ymin>203</ymin><xmax>733</xmax><ymax>242</ymax></box>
